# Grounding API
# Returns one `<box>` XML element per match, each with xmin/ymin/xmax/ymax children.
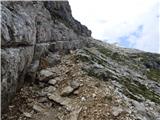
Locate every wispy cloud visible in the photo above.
<box><xmin>131</xmin><ymin>25</ymin><xmax>143</xmax><ymax>38</ymax></box>
<box><xmin>69</xmin><ymin>0</ymin><xmax>159</xmax><ymax>53</ymax></box>
<box><xmin>118</xmin><ymin>25</ymin><xmax>143</xmax><ymax>48</ymax></box>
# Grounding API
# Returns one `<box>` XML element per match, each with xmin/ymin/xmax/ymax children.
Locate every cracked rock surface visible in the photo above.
<box><xmin>1</xmin><ymin>1</ymin><xmax>160</xmax><ymax>120</ymax></box>
<box><xmin>2</xmin><ymin>49</ymin><xmax>160</xmax><ymax>120</ymax></box>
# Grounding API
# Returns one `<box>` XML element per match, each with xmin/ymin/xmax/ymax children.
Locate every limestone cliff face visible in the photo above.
<box><xmin>1</xmin><ymin>1</ymin><xmax>91</xmax><ymax>112</ymax></box>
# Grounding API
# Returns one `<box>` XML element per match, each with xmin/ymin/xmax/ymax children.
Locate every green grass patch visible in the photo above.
<box><xmin>147</xmin><ymin>69</ymin><xmax>160</xmax><ymax>83</ymax></box>
<box><xmin>119</xmin><ymin>77</ymin><xmax>160</xmax><ymax>104</ymax></box>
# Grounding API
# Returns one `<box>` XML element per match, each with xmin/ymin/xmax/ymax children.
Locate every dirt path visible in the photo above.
<box><xmin>2</xmin><ymin>53</ymin><xmax>134</xmax><ymax>120</ymax></box>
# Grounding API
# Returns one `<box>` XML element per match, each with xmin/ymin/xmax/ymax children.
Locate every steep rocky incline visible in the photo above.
<box><xmin>2</xmin><ymin>43</ymin><xmax>160</xmax><ymax>120</ymax></box>
<box><xmin>1</xmin><ymin>1</ymin><xmax>92</xmax><ymax>112</ymax></box>
<box><xmin>76</xmin><ymin>40</ymin><xmax>160</xmax><ymax>119</ymax></box>
<box><xmin>1</xmin><ymin>1</ymin><xmax>160</xmax><ymax>120</ymax></box>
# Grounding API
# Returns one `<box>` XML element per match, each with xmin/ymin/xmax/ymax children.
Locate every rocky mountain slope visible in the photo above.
<box><xmin>1</xmin><ymin>1</ymin><xmax>160</xmax><ymax>120</ymax></box>
<box><xmin>1</xmin><ymin>1</ymin><xmax>91</xmax><ymax>112</ymax></box>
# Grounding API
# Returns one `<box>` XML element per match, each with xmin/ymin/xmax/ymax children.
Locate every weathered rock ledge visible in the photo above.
<box><xmin>1</xmin><ymin>1</ymin><xmax>91</xmax><ymax>112</ymax></box>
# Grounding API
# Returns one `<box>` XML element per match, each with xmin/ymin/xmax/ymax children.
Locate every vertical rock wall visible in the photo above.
<box><xmin>1</xmin><ymin>1</ymin><xmax>92</xmax><ymax>112</ymax></box>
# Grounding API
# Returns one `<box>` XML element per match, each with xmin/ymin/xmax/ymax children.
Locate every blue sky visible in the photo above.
<box><xmin>69</xmin><ymin>0</ymin><xmax>160</xmax><ymax>53</ymax></box>
<box><xmin>118</xmin><ymin>25</ymin><xmax>143</xmax><ymax>47</ymax></box>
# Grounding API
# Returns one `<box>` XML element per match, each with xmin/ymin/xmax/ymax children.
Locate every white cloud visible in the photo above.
<box><xmin>69</xmin><ymin>0</ymin><xmax>159</xmax><ymax>53</ymax></box>
<box><xmin>132</xmin><ymin>4</ymin><xmax>159</xmax><ymax>53</ymax></box>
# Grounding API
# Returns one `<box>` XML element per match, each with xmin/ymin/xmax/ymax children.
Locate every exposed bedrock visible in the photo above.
<box><xmin>1</xmin><ymin>1</ymin><xmax>92</xmax><ymax>112</ymax></box>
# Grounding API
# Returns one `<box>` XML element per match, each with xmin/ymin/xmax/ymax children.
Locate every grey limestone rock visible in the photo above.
<box><xmin>1</xmin><ymin>1</ymin><xmax>91</xmax><ymax>112</ymax></box>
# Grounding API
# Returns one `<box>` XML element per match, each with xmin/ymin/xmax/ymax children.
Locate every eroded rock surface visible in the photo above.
<box><xmin>1</xmin><ymin>1</ymin><xmax>160</xmax><ymax>120</ymax></box>
<box><xmin>1</xmin><ymin>1</ymin><xmax>91</xmax><ymax>112</ymax></box>
<box><xmin>2</xmin><ymin>50</ymin><xmax>160</xmax><ymax>120</ymax></box>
